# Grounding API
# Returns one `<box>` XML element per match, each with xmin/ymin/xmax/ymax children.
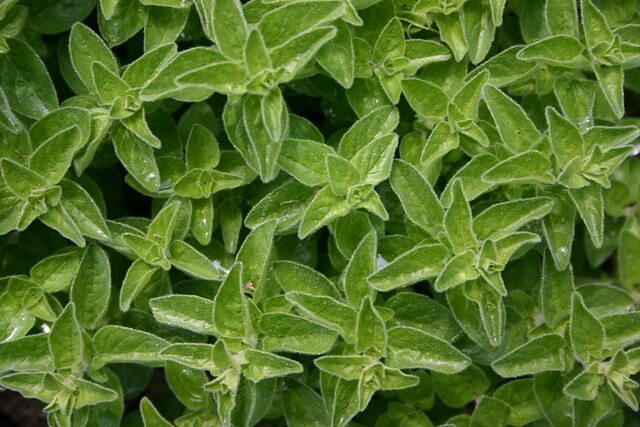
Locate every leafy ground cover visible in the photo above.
<box><xmin>1</xmin><ymin>0</ymin><xmax>640</xmax><ymax>426</ymax></box>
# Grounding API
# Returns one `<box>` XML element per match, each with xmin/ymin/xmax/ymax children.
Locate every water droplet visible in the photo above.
<box><xmin>375</xmin><ymin>254</ymin><xmax>389</xmax><ymax>269</ymax></box>
<box><xmin>577</xmin><ymin>116</ymin><xmax>593</xmax><ymax>132</ymax></box>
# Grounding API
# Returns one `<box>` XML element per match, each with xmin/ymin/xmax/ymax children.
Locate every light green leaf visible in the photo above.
<box><xmin>150</xmin><ymin>294</ymin><xmax>216</xmax><ymax>335</ymax></box>
<box><xmin>69</xmin><ymin>23</ymin><xmax>119</xmax><ymax>92</ymax></box>
<box><xmin>93</xmin><ymin>325</ymin><xmax>169</xmax><ymax>367</ymax></box>
<box><xmin>386</xmin><ymin>326</ymin><xmax>470</xmax><ymax>374</ymax></box>
<box><xmin>299</xmin><ymin>186</ymin><xmax>350</xmax><ymax>238</ymax></box>
<box><xmin>258</xmin><ymin>1</ymin><xmax>343</xmax><ymax>48</ymax></box>
<box><xmin>390</xmin><ymin>159</ymin><xmax>443</xmax><ymax>236</ymax></box>
<box><xmin>213</xmin><ymin>263</ymin><xmax>251</xmax><ymax>340</ymax></box>
<box><xmin>316</xmin><ymin>21</ymin><xmax>355</xmax><ymax>88</ymax></box>
<box><xmin>355</xmin><ymin>296</ymin><xmax>386</xmax><ymax>357</ymax></box>
<box><xmin>283</xmin><ymin>379</ymin><xmax>330</xmax><ymax>427</ymax></box>
<box><xmin>259</xmin><ymin>313</ymin><xmax>337</xmax><ymax>354</ymax></box>
<box><xmin>71</xmin><ymin>244</ymin><xmax>111</xmax><ymax>329</ymax></box>
<box><xmin>119</xmin><ymin>260</ymin><xmax>160</xmax><ymax>312</ymax></box>
<box><xmin>273</xmin><ymin>260</ymin><xmax>339</xmax><ymax>298</ymax></box>
<box><xmin>0</xmin><ymin>39</ymin><xmax>58</xmax><ymax>119</ymax></box>
<box><xmin>517</xmin><ymin>35</ymin><xmax>585</xmax><ymax>66</ymax></box>
<box><xmin>286</xmin><ymin>292</ymin><xmax>356</xmax><ymax>340</ymax></box>
<box><xmin>482</xmin><ymin>151</ymin><xmax>555</xmax><ymax>185</ymax></box>
<box><xmin>540</xmin><ymin>250</ymin><xmax>574</xmax><ymax>328</ymax></box>
<box><xmin>140</xmin><ymin>397</ymin><xmax>173</xmax><ymax>427</ymax></box>
<box><xmin>48</xmin><ymin>303</ymin><xmax>84</xmax><ymax>374</ymax></box>
<box><xmin>483</xmin><ymin>85</ymin><xmax>541</xmax><ymax>153</ymax></box>
<box><xmin>242</xmin><ymin>349</ymin><xmax>303</xmax><ymax>382</ymax></box>
<box><xmin>568</xmin><ymin>184</ymin><xmax>604</xmax><ymax>248</ymax></box>
<box><xmin>491</xmin><ymin>335</ymin><xmax>565</xmax><ymax>377</ymax></box>
<box><xmin>169</xmin><ymin>240</ymin><xmax>225</xmax><ymax>280</ymax></box>
<box><xmin>368</xmin><ymin>243</ymin><xmax>450</xmax><ymax>291</ymax></box>
<box><xmin>473</xmin><ymin>197</ymin><xmax>554</xmax><ymax>241</ymax></box>
<box><xmin>570</xmin><ymin>292</ymin><xmax>604</xmax><ymax>363</ymax></box>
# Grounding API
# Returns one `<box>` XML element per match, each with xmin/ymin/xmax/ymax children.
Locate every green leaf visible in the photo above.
<box><xmin>242</xmin><ymin>94</ymin><xmax>286</xmax><ymax>182</ymax></box>
<box><xmin>386</xmin><ymin>326</ymin><xmax>470</xmax><ymax>374</ymax></box>
<box><xmin>283</xmin><ymin>379</ymin><xmax>330</xmax><ymax>427</ymax></box>
<box><xmin>433</xmin><ymin>366</ymin><xmax>489</xmax><ymax>408</ymax></box>
<box><xmin>112</xmin><ymin>125</ymin><xmax>161</xmax><ymax>192</ymax></box>
<box><xmin>593</xmin><ymin>64</ymin><xmax>624</xmax><ymax>120</ymax></box>
<box><xmin>244</xmin><ymin>29</ymin><xmax>271</xmax><ymax>77</ymax></box>
<box><xmin>235</xmin><ymin>220</ymin><xmax>276</xmax><ymax>300</ymax></box>
<box><xmin>581</xmin><ymin>0</ymin><xmax>614</xmax><ymax>50</ymax></box>
<box><xmin>198</xmin><ymin>0</ymin><xmax>246</xmax><ymax>60</ymax></box>
<box><xmin>144</xmin><ymin>8</ymin><xmax>188</xmax><ymax>51</ymax></box>
<box><xmin>165</xmin><ymin>360</ymin><xmax>209</xmax><ymax>410</ymax></box>
<box><xmin>259</xmin><ymin>313</ymin><xmax>337</xmax><ymax>354</ymax></box>
<box><xmin>286</xmin><ymin>292</ymin><xmax>356</xmax><ymax>340</ymax></box>
<box><xmin>278</xmin><ymin>139</ymin><xmax>336</xmax><ymax>187</ymax></box>
<box><xmin>257</xmin><ymin>1</ymin><xmax>343</xmax><ymax>48</ymax></box>
<box><xmin>69</xmin><ymin>23</ymin><xmax>119</xmax><ymax>92</ymax></box>
<box><xmin>491</xmin><ymin>335</ymin><xmax>565</xmax><ymax>377</ymax></box>
<box><xmin>326</xmin><ymin>155</ymin><xmax>361</xmax><ymax>196</ymax></box>
<box><xmin>315</xmin><ymin>355</ymin><xmax>371</xmax><ymax>380</ymax></box>
<box><xmin>140</xmin><ymin>397</ymin><xmax>173</xmax><ymax>427</ymax></box>
<box><xmin>339</xmin><ymin>106</ymin><xmax>398</xmax><ymax>159</ymax></box>
<box><xmin>570</xmin><ymin>292</ymin><xmax>604</xmax><ymax>363</ymax></box>
<box><xmin>540</xmin><ymin>187</ymin><xmax>576</xmax><ymax>270</ymax></box>
<box><xmin>0</xmin><ymin>334</ymin><xmax>53</xmax><ymax>372</ymax></box>
<box><xmin>71</xmin><ymin>244</ymin><xmax>111</xmax><ymax>329</ymax></box>
<box><xmin>355</xmin><ymin>297</ymin><xmax>386</xmax><ymax>357</ymax></box>
<box><xmin>299</xmin><ymin>186</ymin><xmax>350</xmax><ymax>238</ymax></box>
<box><xmin>540</xmin><ymin>250</ymin><xmax>574</xmax><ymax>328</ymax></box>
<box><xmin>119</xmin><ymin>260</ymin><xmax>160</xmax><ymax>312</ymax></box>
<box><xmin>563</xmin><ymin>368</ymin><xmax>602</xmax><ymax>400</ymax></box>
<box><xmin>493</xmin><ymin>379</ymin><xmax>542</xmax><ymax>426</ymax></box>
<box><xmin>60</xmin><ymin>180</ymin><xmax>110</xmax><ymax>241</ymax></box>
<box><xmin>368</xmin><ymin>243</ymin><xmax>450</xmax><ymax>291</ymax></box>
<box><xmin>483</xmin><ymin>85</ymin><xmax>541</xmax><ymax>153</ymax></box>
<box><xmin>120</xmin><ymin>110</ymin><xmax>161</xmax><ymax>149</ymax></box>
<box><xmin>385</xmin><ymin>292</ymin><xmax>461</xmax><ymax>342</ymax></box>
<box><xmin>161</xmin><ymin>342</ymin><xmax>230</xmax><ymax>373</ymax></box>
<box><xmin>568</xmin><ymin>184</ymin><xmax>604</xmax><ymax>248</ymax></box>
<box><xmin>601</xmin><ymin>312</ymin><xmax>640</xmax><ymax>350</ymax></box>
<box><xmin>141</xmin><ymin>47</ymin><xmax>225</xmax><ymax>102</ymax></box>
<box><xmin>435</xmin><ymin>250</ymin><xmax>479</xmax><ymax>292</ymax></box>
<box><xmin>443</xmin><ymin>180</ymin><xmax>475</xmax><ymax>254</ymax></box>
<box><xmin>470</xmin><ymin>396</ymin><xmax>510</xmax><ymax>427</ymax></box>
<box><xmin>30</xmin><ymin>126</ymin><xmax>84</xmax><ymax>185</ymax></box>
<box><xmin>213</xmin><ymin>263</ymin><xmax>251</xmax><ymax>340</ymax></box>
<box><xmin>150</xmin><ymin>294</ymin><xmax>216</xmax><ymax>335</ymax></box>
<box><xmin>48</xmin><ymin>303</ymin><xmax>84</xmax><ymax>374</ymax></box>
<box><xmin>401</xmin><ymin>78</ymin><xmax>449</xmax><ymax>121</ymax></box>
<box><xmin>461</xmin><ymin>0</ymin><xmax>496</xmax><ymax>64</ymax></box>
<box><xmin>546</xmin><ymin>0</ymin><xmax>579</xmax><ymax>37</ymax></box>
<box><xmin>0</xmin><ymin>372</ymin><xmax>59</xmax><ymax>405</ymax></box>
<box><xmin>482</xmin><ymin>151</ymin><xmax>555</xmax><ymax>185</ymax></box>
<box><xmin>93</xmin><ymin>325</ymin><xmax>169</xmax><ymax>367</ymax></box>
<box><xmin>316</xmin><ymin>21</ymin><xmax>355</xmax><ymax>88</ymax></box>
<box><xmin>390</xmin><ymin>159</ymin><xmax>443</xmax><ymax>236</ymax></box>
<box><xmin>473</xmin><ymin>197</ymin><xmax>554</xmax><ymax>241</ymax></box>
<box><xmin>169</xmin><ymin>240</ymin><xmax>225</xmax><ymax>280</ymax></box>
<box><xmin>40</xmin><ymin>204</ymin><xmax>86</xmax><ymax>247</ymax></box>
<box><xmin>517</xmin><ymin>35</ymin><xmax>585</xmax><ymax>66</ymax></box>
<box><xmin>343</xmin><ymin>231</ymin><xmax>377</xmax><ymax>307</ymax></box>
<box><xmin>30</xmin><ymin>249</ymin><xmax>81</xmax><ymax>293</ymax></box>
<box><xmin>273</xmin><ymin>260</ymin><xmax>339</xmax><ymax>299</ymax></box>
<box><xmin>242</xmin><ymin>349</ymin><xmax>303</xmax><ymax>382</ymax></box>
<box><xmin>0</xmin><ymin>39</ymin><xmax>58</xmax><ymax>119</ymax></box>
<box><xmin>546</xmin><ymin>106</ymin><xmax>585</xmax><ymax>167</ymax></box>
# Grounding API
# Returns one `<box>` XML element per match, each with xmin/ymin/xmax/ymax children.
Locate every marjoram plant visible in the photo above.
<box><xmin>1</xmin><ymin>0</ymin><xmax>640</xmax><ymax>426</ymax></box>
